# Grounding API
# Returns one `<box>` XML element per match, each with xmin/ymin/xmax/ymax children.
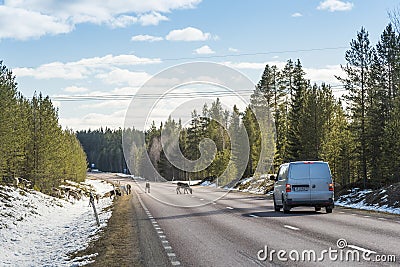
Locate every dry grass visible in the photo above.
<box><xmin>71</xmin><ymin>194</ymin><xmax>143</xmax><ymax>266</ymax></box>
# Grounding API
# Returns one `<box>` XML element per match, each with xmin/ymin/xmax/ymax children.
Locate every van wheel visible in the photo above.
<box><xmin>326</xmin><ymin>206</ymin><xmax>333</xmax><ymax>213</ymax></box>
<box><xmin>282</xmin><ymin>196</ymin><xmax>291</xmax><ymax>213</ymax></box>
<box><xmin>315</xmin><ymin>207</ymin><xmax>321</xmax><ymax>212</ymax></box>
<box><xmin>273</xmin><ymin>195</ymin><xmax>281</xmax><ymax>212</ymax></box>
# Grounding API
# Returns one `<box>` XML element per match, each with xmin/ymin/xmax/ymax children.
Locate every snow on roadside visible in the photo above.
<box><xmin>335</xmin><ymin>187</ymin><xmax>400</xmax><ymax>215</ymax></box>
<box><xmin>0</xmin><ymin>179</ymin><xmax>114</xmax><ymax>266</ymax></box>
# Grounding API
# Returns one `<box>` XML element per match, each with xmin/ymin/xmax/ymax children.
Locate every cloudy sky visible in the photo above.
<box><xmin>0</xmin><ymin>0</ymin><xmax>398</xmax><ymax>130</ymax></box>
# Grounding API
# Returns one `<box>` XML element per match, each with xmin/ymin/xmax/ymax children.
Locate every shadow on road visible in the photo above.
<box><xmin>243</xmin><ymin>210</ymin><xmax>326</xmax><ymax>218</ymax></box>
<box><xmin>138</xmin><ymin>206</ymin><xmax>326</xmax><ymax>221</ymax></box>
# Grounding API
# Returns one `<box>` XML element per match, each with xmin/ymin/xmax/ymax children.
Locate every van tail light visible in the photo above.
<box><xmin>286</xmin><ymin>184</ymin><xmax>291</xmax><ymax>192</ymax></box>
<box><xmin>329</xmin><ymin>183</ymin><xmax>334</xmax><ymax>191</ymax></box>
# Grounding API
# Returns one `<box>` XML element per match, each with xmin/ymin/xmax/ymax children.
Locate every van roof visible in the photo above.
<box><xmin>290</xmin><ymin>161</ymin><xmax>326</xmax><ymax>164</ymax></box>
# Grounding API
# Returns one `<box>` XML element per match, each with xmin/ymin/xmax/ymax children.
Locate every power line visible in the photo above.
<box><xmin>45</xmin><ymin>86</ymin><xmax>349</xmax><ymax>102</ymax></box>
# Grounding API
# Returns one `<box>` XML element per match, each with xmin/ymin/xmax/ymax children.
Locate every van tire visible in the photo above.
<box><xmin>326</xmin><ymin>206</ymin><xmax>333</xmax><ymax>213</ymax></box>
<box><xmin>282</xmin><ymin>195</ymin><xmax>291</xmax><ymax>213</ymax></box>
<box><xmin>273</xmin><ymin>195</ymin><xmax>281</xmax><ymax>212</ymax></box>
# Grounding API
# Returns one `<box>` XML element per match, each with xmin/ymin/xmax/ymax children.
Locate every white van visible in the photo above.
<box><xmin>272</xmin><ymin>161</ymin><xmax>334</xmax><ymax>213</ymax></box>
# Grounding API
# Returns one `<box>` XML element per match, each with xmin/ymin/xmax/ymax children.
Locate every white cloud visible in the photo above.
<box><xmin>14</xmin><ymin>62</ymin><xmax>88</xmax><ymax>80</ymax></box>
<box><xmin>111</xmin><ymin>86</ymin><xmax>140</xmax><ymax>95</ymax></box>
<box><xmin>304</xmin><ymin>65</ymin><xmax>344</xmax><ymax>84</ymax></box>
<box><xmin>194</xmin><ymin>45</ymin><xmax>215</xmax><ymax>54</ymax></box>
<box><xmin>64</xmin><ymin>86</ymin><xmax>89</xmax><ymax>93</ymax></box>
<box><xmin>13</xmin><ymin>54</ymin><xmax>161</xmax><ymax>80</ymax></box>
<box><xmin>0</xmin><ymin>6</ymin><xmax>72</xmax><ymax>40</ymax></box>
<box><xmin>138</xmin><ymin>12</ymin><xmax>168</xmax><ymax>26</ymax></box>
<box><xmin>166</xmin><ymin>27</ymin><xmax>211</xmax><ymax>41</ymax></box>
<box><xmin>109</xmin><ymin>15</ymin><xmax>138</xmax><ymax>28</ymax></box>
<box><xmin>291</xmin><ymin>12</ymin><xmax>303</xmax><ymax>17</ymax></box>
<box><xmin>317</xmin><ymin>0</ymin><xmax>354</xmax><ymax>12</ymax></box>
<box><xmin>223</xmin><ymin>61</ymin><xmax>286</xmax><ymax>70</ymax></box>
<box><xmin>60</xmin><ymin>110</ymin><xmax>127</xmax><ymax>131</ymax></box>
<box><xmin>0</xmin><ymin>0</ymin><xmax>202</xmax><ymax>39</ymax></box>
<box><xmin>228</xmin><ymin>47</ymin><xmax>239</xmax><ymax>52</ymax></box>
<box><xmin>96</xmin><ymin>69</ymin><xmax>151</xmax><ymax>86</ymax></box>
<box><xmin>131</xmin><ymin>34</ymin><xmax>163</xmax><ymax>42</ymax></box>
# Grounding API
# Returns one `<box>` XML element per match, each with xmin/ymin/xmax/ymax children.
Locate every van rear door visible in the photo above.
<box><xmin>288</xmin><ymin>163</ymin><xmax>311</xmax><ymax>202</ymax></box>
<box><xmin>309</xmin><ymin>162</ymin><xmax>332</xmax><ymax>201</ymax></box>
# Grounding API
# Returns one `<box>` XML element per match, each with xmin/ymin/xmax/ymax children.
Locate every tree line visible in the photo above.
<box><xmin>77</xmin><ymin>128</ymin><xmax>128</xmax><ymax>173</ymax></box>
<box><xmin>0</xmin><ymin>62</ymin><xmax>87</xmax><ymax>193</ymax></box>
<box><xmin>80</xmin><ymin>23</ymin><xmax>400</xmax><ymax>188</ymax></box>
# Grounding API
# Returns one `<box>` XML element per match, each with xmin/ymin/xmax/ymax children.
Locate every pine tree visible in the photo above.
<box><xmin>229</xmin><ymin>105</ymin><xmax>248</xmax><ymax>177</ymax></box>
<box><xmin>338</xmin><ymin>27</ymin><xmax>374</xmax><ymax>188</ymax></box>
<box><xmin>320</xmin><ymin>100</ymin><xmax>352</xmax><ymax>186</ymax></box>
<box><xmin>242</xmin><ymin>106</ymin><xmax>260</xmax><ymax>177</ymax></box>
<box><xmin>286</xmin><ymin>59</ymin><xmax>308</xmax><ymax>161</ymax></box>
<box><xmin>376</xmin><ymin>23</ymin><xmax>400</xmax><ymax>108</ymax></box>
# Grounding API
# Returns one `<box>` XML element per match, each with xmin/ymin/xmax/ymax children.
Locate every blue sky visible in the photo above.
<box><xmin>0</xmin><ymin>0</ymin><xmax>398</xmax><ymax>130</ymax></box>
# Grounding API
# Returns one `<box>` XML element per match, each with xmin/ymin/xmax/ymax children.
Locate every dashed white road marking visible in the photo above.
<box><xmin>363</xmin><ymin>215</ymin><xmax>370</xmax><ymax>218</ymax></box>
<box><xmin>378</xmin><ymin>217</ymin><xmax>386</xmax><ymax>221</ymax></box>
<box><xmin>249</xmin><ymin>214</ymin><xmax>259</xmax><ymax>218</ymax></box>
<box><xmin>284</xmin><ymin>225</ymin><xmax>300</xmax><ymax>231</ymax></box>
<box><xmin>136</xmin><ymin>187</ymin><xmax>181</xmax><ymax>267</ymax></box>
<box><xmin>351</xmin><ymin>213</ymin><xmax>357</xmax><ymax>216</ymax></box>
<box><xmin>200</xmin><ymin>198</ymin><xmax>204</xmax><ymax>201</ymax></box>
<box><xmin>226</xmin><ymin>206</ymin><xmax>234</xmax><ymax>210</ymax></box>
<box><xmin>339</xmin><ymin>211</ymin><xmax>345</xmax><ymax>214</ymax></box>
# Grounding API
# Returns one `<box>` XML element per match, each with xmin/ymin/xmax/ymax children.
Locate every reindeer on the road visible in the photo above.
<box><xmin>176</xmin><ymin>182</ymin><xmax>192</xmax><ymax>194</ymax></box>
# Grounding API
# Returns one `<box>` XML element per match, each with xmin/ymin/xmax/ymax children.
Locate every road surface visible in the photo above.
<box><xmin>107</xmin><ymin>176</ymin><xmax>400</xmax><ymax>266</ymax></box>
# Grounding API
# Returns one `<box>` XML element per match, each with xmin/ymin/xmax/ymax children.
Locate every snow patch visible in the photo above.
<box><xmin>0</xmin><ymin>179</ymin><xmax>114</xmax><ymax>266</ymax></box>
<box><xmin>335</xmin><ymin>188</ymin><xmax>400</xmax><ymax>215</ymax></box>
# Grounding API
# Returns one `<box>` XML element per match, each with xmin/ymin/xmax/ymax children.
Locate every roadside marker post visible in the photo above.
<box><xmin>89</xmin><ymin>193</ymin><xmax>100</xmax><ymax>227</ymax></box>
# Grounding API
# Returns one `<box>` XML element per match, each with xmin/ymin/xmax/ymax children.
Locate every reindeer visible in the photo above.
<box><xmin>126</xmin><ymin>184</ymin><xmax>132</xmax><ymax>194</ymax></box>
<box><xmin>104</xmin><ymin>188</ymin><xmax>122</xmax><ymax>199</ymax></box>
<box><xmin>95</xmin><ymin>193</ymin><xmax>100</xmax><ymax>203</ymax></box>
<box><xmin>176</xmin><ymin>182</ymin><xmax>192</xmax><ymax>194</ymax></box>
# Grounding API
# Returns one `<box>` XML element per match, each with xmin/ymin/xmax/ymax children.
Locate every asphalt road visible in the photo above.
<box><xmin>117</xmin><ymin>177</ymin><xmax>400</xmax><ymax>266</ymax></box>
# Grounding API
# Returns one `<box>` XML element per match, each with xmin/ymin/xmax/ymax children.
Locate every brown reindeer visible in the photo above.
<box><xmin>176</xmin><ymin>182</ymin><xmax>192</xmax><ymax>194</ymax></box>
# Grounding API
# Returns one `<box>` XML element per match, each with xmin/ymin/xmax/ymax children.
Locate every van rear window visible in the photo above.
<box><xmin>310</xmin><ymin>163</ymin><xmax>330</xmax><ymax>179</ymax></box>
<box><xmin>290</xmin><ymin>164</ymin><xmax>309</xmax><ymax>179</ymax></box>
<box><xmin>289</xmin><ymin>163</ymin><xmax>331</xmax><ymax>179</ymax></box>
